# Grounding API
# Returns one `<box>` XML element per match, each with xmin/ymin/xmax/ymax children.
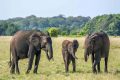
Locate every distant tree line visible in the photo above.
<box><xmin>0</xmin><ymin>15</ymin><xmax>90</xmax><ymax>36</ymax></box>
<box><xmin>80</xmin><ymin>14</ymin><xmax>120</xmax><ymax>36</ymax></box>
<box><xmin>0</xmin><ymin>14</ymin><xmax>120</xmax><ymax>36</ymax></box>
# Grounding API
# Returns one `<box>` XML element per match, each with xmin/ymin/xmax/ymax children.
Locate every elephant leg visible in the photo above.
<box><xmin>91</xmin><ymin>53</ymin><xmax>97</xmax><ymax>73</ymax></box>
<box><xmin>10</xmin><ymin>59</ymin><xmax>15</xmax><ymax>74</ymax></box>
<box><xmin>63</xmin><ymin>51</ymin><xmax>67</xmax><ymax>72</ymax></box>
<box><xmin>26</xmin><ymin>52</ymin><xmax>34</xmax><ymax>74</ymax></box>
<box><xmin>14</xmin><ymin>57</ymin><xmax>20</xmax><ymax>74</ymax></box>
<box><xmin>92</xmin><ymin>60</ymin><xmax>97</xmax><ymax>73</ymax></box>
<box><xmin>91</xmin><ymin>53</ymin><xmax>94</xmax><ymax>65</ymax></box>
<box><xmin>33</xmin><ymin>51</ymin><xmax>41</xmax><ymax>73</ymax></box>
<box><xmin>46</xmin><ymin>51</ymin><xmax>50</xmax><ymax>60</ymax></box>
<box><xmin>72</xmin><ymin>58</ymin><xmax>76</xmax><ymax>72</ymax></box>
<box><xmin>65</xmin><ymin>59</ymin><xmax>70</xmax><ymax>73</ymax></box>
<box><xmin>104</xmin><ymin>57</ymin><xmax>108</xmax><ymax>73</ymax></box>
<box><xmin>65</xmin><ymin>51</ymin><xmax>70</xmax><ymax>72</ymax></box>
<box><xmin>62</xmin><ymin>50</ymin><xmax>66</xmax><ymax>71</ymax></box>
<box><xmin>93</xmin><ymin>51</ymin><xmax>101</xmax><ymax>73</ymax></box>
<box><xmin>65</xmin><ymin>59</ymin><xmax>68</xmax><ymax>72</ymax></box>
<box><xmin>97</xmin><ymin>62</ymin><xmax>100</xmax><ymax>73</ymax></box>
<box><xmin>15</xmin><ymin>61</ymin><xmax>20</xmax><ymax>74</ymax></box>
<box><xmin>93</xmin><ymin>51</ymin><xmax>100</xmax><ymax>73</ymax></box>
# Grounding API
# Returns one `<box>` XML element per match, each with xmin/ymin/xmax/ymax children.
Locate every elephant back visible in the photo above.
<box><xmin>62</xmin><ymin>40</ymin><xmax>71</xmax><ymax>51</ymax></box>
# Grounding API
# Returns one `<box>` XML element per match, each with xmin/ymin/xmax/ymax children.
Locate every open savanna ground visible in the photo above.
<box><xmin>0</xmin><ymin>36</ymin><xmax>120</xmax><ymax>80</ymax></box>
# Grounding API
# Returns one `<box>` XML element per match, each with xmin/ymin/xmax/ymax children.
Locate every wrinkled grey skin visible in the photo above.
<box><xmin>62</xmin><ymin>40</ymin><xmax>79</xmax><ymax>72</ymax></box>
<box><xmin>84</xmin><ymin>31</ymin><xmax>110</xmax><ymax>73</ymax></box>
<box><xmin>9</xmin><ymin>30</ymin><xmax>53</xmax><ymax>74</ymax></box>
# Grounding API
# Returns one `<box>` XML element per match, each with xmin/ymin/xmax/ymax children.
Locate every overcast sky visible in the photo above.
<box><xmin>0</xmin><ymin>0</ymin><xmax>120</xmax><ymax>20</ymax></box>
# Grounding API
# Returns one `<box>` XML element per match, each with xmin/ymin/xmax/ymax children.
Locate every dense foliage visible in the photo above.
<box><xmin>0</xmin><ymin>15</ymin><xmax>90</xmax><ymax>36</ymax></box>
<box><xmin>0</xmin><ymin>14</ymin><xmax>120</xmax><ymax>36</ymax></box>
<box><xmin>80</xmin><ymin>14</ymin><xmax>120</xmax><ymax>36</ymax></box>
<box><xmin>47</xmin><ymin>27</ymin><xmax>60</xmax><ymax>37</ymax></box>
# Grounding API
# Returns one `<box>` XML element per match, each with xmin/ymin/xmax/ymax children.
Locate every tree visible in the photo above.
<box><xmin>80</xmin><ymin>14</ymin><xmax>120</xmax><ymax>35</ymax></box>
<box><xmin>6</xmin><ymin>23</ymin><xmax>19</xmax><ymax>35</ymax></box>
<box><xmin>0</xmin><ymin>21</ymin><xmax>8</xmax><ymax>35</ymax></box>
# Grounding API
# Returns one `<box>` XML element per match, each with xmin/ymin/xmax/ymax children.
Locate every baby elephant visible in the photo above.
<box><xmin>62</xmin><ymin>40</ymin><xmax>79</xmax><ymax>72</ymax></box>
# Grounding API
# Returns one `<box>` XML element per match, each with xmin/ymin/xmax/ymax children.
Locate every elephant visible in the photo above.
<box><xmin>84</xmin><ymin>31</ymin><xmax>110</xmax><ymax>73</ymax></box>
<box><xmin>62</xmin><ymin>40</ymin><xmax>79</xmax><ymax>72</ymax></box>
<box><xmin>9</xmin><ymin>30</ymin><xmax>53</xmax><ymax>74</ymax></box>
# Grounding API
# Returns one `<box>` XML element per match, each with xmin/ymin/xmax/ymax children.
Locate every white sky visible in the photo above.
<box><xmin>0</xmin><ymin>0</ymin><xmax>120</xmax><ymax>20</ymax></box>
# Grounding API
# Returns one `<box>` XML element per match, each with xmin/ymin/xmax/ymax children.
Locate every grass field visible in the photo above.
<box><xmin>0</xmin><ymin>36</ymin><xmax>120</xmax><ymax>80</ymax></box>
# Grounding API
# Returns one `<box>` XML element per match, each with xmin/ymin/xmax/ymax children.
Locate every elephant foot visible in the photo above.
<box><xmin>72</xmin><ymin>71</ymin><xmax>76</xmax><ymax>73</ymax></box>
<box><xmin>26</xmin><ymin>70</ymin><xmax>30</xmax><ymax>74</ymax></box>
<box><xmin>16</xmin><ymin>70</ymin><xmax>20</xmax><ymax>74</ymax></box>
<box><xmin>98</xmin><ymin>70</ymin><xmax>101</xmax><ymax>73</ymax></box>
<box><xmin>104</xmin><ymin>69</ymin><xmax>108</xmax><ymax>73</ymax></box>
<box><xmin>33</xmin><ymin>70</ymin><xmax>37</xmax><ymax>74</ymax></box>
<box><xmin>65</xmin><ymin>70</ymin><xmax>68</xmax><ymax>73</ymax></box>
<box><xmin>93</xmin><ymin>71</ymin><xmax>97</xmax><ymax>74</ymax></box>
<box><xmin>93</xmin><ymin>69</ymin><xmax>97</xmax><ymax>74</ymax></box>
<box><xmin>16</xmin><ymin>71</ymin><xmax>20</xmax><ymax>74</ymax></box>
<box><xmin>73</xmin><ymin>69</ymin><xmax>76</xmax><ymax>72</ymax></box>
<box><xmin>10</xmin><ymin>70</ymin><xmax>15</xmax><ymax>74</ymax></box>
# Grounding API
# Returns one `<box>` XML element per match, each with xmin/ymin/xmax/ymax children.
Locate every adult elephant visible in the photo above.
<box><xmin>84</xmin><ymin>31</ymin><xmax>110</xmax><ymax>73</ymax></box>
<box><xmin>9</xmin><ymin>30</ymin><xmax>53</xmax><ymax>74</ymax></box>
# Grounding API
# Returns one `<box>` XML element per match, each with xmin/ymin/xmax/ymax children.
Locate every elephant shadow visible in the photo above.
<box><xmin>112</xmin><ymin>69</ymin><xmax>120</xmax><ymax>74</ymax></box>
<box><xmin>75</xmin><ymin>70</ymin><xmax>92</xmax><ymax>74</ymax></box>
<box><xmin>55</xmin><ymin>69</ymin><xmax>92</xmax><ymax>75</ymax></box>
<box><xmin>115</xmin><ymin>70</ymin><xmax>120</xmax><ymax>73</ymax></box>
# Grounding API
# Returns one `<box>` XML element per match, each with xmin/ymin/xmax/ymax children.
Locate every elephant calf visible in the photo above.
<box><xmin>84</xmin><ymin>31</ymin><xmax>110</xmax><ymax>73</ymax></box>
<box><xmin>62</xmin><ymin>40</ymin><xmax>79</xmax><ymax>72</ymax></box>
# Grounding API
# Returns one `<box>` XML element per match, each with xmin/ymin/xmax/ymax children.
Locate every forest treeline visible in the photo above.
<box><xmin>0</xmin><ymin>14</ymin><xmax>120</xmax><ymax>36</ymax></box>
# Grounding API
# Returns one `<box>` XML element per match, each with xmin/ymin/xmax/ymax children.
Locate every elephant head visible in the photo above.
<box><xmin>68</xmin><ymin>40</ymin><xmax>79</xmax><ymax>59</ymax></box>
<box><xmin>28</xmin><ymin>32</ymin><xmax>53</xmax><ymax>60</ymax></box>
<box><xmin>41</xmin><ymin>36</ymin><xmax>53</xmax><ymax>60</ymax></box>
<box><xmin>84</xmin><ymin>34</ymin><xmax>102</xmax><ymax>62</ymax></box>
<box><xmin>84</xmin><ymin>35</ymin><xmax>92</xmax><ymax>62</ymax></box>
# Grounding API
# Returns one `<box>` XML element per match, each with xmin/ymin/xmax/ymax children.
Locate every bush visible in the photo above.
<box><xmin>48</xmin><ymin>27</ymin><xmax>59</xmax><ymax>37</ymax></box>
<box><xmin>61</xmin><ymin>31</ymin><xmax>67</xmax><ymax>36</ymax></box>
<box><xmin>70</xmin><ymin>31</ymin><xmax>77</xmax><ymax>35</ymax></box>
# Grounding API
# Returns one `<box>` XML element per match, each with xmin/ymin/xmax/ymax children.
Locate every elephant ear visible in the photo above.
<box><xmin>73</xmin><ymin>40</ymin><xmax>79</xmax><ymax>49</ymax></box>
<box><xmin>45</xmin><ymin>31</ymin><xmax>50</xmax><ymax>36</ymax></box>
<box><xmin>89</xmin><ymin>34</ymin><xmax>98</xmax><ymax>45</ymax></box>
<box><xmin>40</xmin><ymin>36</ymin><xmax>48</xmax><ymax>48</ymax></box>
<box><xmin>90</xmin><ymin>34</ymin><xmax>99</xmax><ymax>52</ymax></box>
<box><xmin>29</xmin><ymin>34</ymin><xmax>41</xmax><ymax>47</ymax></box>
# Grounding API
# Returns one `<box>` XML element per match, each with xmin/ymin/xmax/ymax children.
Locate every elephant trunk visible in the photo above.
<box><xmin>47</xmin><ymin>43</ymin><xmax>53</xmax><ymax>60</ymax></box>
<box><xmin>71</xmin><ymin>49</ymin><xmax>78</xmax><ymax>59</ymax></box>
<box><xmin>72</xmin><ymin>53</ymin><xmax>78</xmax><ymax>59</ymax></box>
<box><xmin>84</xmin><ymin>49</ymin><xmax>88</xmax><ymax>62</ymax></box>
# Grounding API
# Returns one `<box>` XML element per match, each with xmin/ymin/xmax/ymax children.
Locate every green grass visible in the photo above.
<box><xmin>0</xmin><ymin>36</ymin><xmax>120</xmax><ymax>80</ymax></box>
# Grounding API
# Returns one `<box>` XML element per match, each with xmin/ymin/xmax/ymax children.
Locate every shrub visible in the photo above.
<box><xmin>48</xmin><ymin>27</ymin><xmax>59</xmax><ymax>37</ymax></box>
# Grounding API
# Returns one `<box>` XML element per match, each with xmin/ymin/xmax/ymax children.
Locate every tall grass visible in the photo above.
<box><xmin>0</xmin><ymin>36</ymin><xmax>120</xmax><ymax>80</ymax></box>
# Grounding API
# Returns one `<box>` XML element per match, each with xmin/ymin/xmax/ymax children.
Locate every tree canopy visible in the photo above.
<box><xmin>80</xmin><ymin>14</ymin><xmax>120</xmax><ymax>36</ymax></box>
<box><xmin>0</xmin><ymin>15</ymin><xmax>90</xmax><ymax>36</ymax></box>
<box><xmin>0</xmin><ymin>14</ymin><xmax>120</xmax><ymax>36</ymax></box>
